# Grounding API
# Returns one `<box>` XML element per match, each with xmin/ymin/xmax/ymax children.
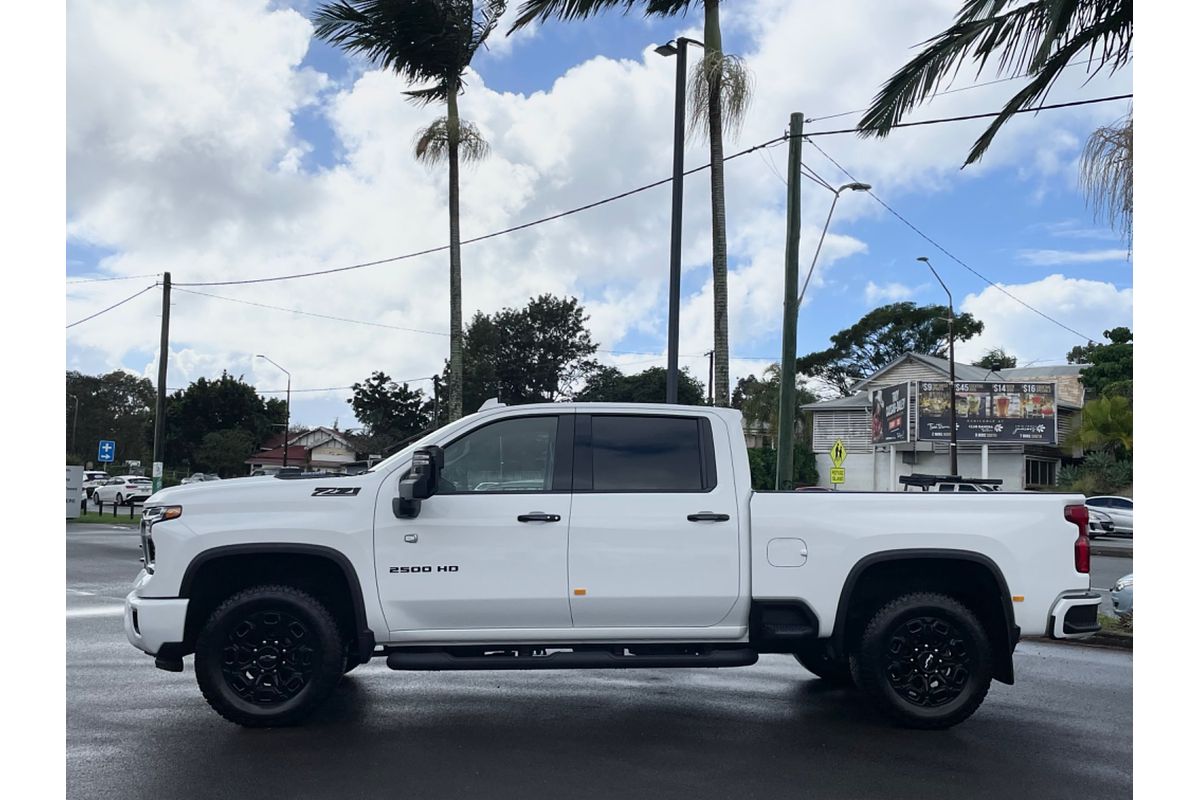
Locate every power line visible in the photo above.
<box><xmin>66</xmin><ymin>272</ymin><xmax>161</xmax><ymax>285</ymax></box>
<box><xmin>804</xmin><ymin>57</ymin><xmax>1100</xmax><ymax>124</ymax></box>
<box><xmin>803</xmin><ymin>94</ymin><xmax>1132</xmax><ymax>138</ymax></box>
<box><xmin>174</xmin><ymin>135</ymin><xmax>790</xmax><ymax>288</ymax></box>
<box><xmin>802</xmin><ymin>136</ymin><xmax>1099</xmax><ymax>343</ymax></box>
<box><xmin>66</xmin><ymin>284</ymin><xmax>158</xmax><ymax>329</ymax></box>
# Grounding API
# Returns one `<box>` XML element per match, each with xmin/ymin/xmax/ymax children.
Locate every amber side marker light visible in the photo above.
<box><xmin>573</xmin><ymin>588</ymin><xmax>587</xmax><ymax>596</ymax></box>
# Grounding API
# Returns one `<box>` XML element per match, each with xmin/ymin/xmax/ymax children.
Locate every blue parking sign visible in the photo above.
<box><xmin>97</xmin><ymin>440</ymin><xmax>116</xmax><ymax>463</ymax></box>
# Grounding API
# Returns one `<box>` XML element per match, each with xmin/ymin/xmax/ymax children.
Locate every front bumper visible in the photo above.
<box><xmin>1048</xmin><ymin>591</ymin><xmax>1103</xmax><ymax>638</ymax></box>
<box><xmin>124</xmin><ymin>590</ymin><xmax>188</xmax><ymax>656</ymax></box>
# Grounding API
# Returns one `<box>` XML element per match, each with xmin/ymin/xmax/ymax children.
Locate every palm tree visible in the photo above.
<box><xmin>1079</xmin><ymin>115</ymin><xmax>1131</xmax><ymax>242</ymax></box>
<box><xmin>1068</xmin><ymin>395</ymin><xmax>1132</xmax><ymax>456</ymax></box>
<box><xmin>511</xmin><ymin>0</ymin><xmax>751</xmax><ymax>406</ymax></box>
<box><xmin>313</xmin><ymin>0</ymin><xmax>508</xmax><ymax>422</ymax></box>
<box><xmin>857</xmin><ymin>0</ymin><xmax>1132</xmax><ymax>166</ymax></box>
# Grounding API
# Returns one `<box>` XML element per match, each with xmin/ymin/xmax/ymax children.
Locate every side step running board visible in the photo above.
<box><xmin>386</xmin><ymin>648</ymin><xmax>758</xmax><ymax>671</ymax></box>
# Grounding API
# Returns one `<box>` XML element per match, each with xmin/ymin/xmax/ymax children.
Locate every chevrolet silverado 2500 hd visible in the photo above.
<box><xmin>125</xmin><ymin>403</ymin><xmax>1101</xmax><ymax>729</ymax></box>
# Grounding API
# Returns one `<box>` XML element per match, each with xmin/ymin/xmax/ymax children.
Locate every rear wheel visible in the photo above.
<box><xmin>794</xmin><ymin>642</ymin><xmax>854</xmax><ymax>686</ymax></box>
<box><xmin>195</xmin><ymin>585</ymin><xmax>345</xmax><ymax>727</ymax></box>
<box><xmin>849</xmin><ymin>592</ymin><xmax>992</xmax><ymax>730</ymax></box>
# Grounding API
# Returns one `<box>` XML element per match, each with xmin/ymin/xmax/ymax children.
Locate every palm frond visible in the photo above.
<box><xmin>509</xmin><ymin>0</ymin><xmax>694</xmax><ymax>32</ymax></box>
<box><xmin>687</xmin><ymin>51</ymin><xmax>753</xmax><ymax>139</ymax></box>
<box><xmin>413</xmin><ymin>116</ymin><xmax>491</xmax><ymax>166</ymax></box>
<box><xmin>1079</xmin><ymin>115</ymin><xmax>1132</xmax><ymax>241</ymax></box>
<box><xmin>857</xmin><ymin>0</ymin><xmax>1132</xmax><ymax>162</ymax></box>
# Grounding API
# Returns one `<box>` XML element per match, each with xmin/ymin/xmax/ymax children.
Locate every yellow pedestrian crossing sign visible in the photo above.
<box><xmin>829</xmin><ymin>439</ymin><xmax>847</xmax><ymax>468</ymax></box>
<box><xmin>830</xmin><ymin>467</ymin><xmax>846</xmax><ymax>484</ymax></box>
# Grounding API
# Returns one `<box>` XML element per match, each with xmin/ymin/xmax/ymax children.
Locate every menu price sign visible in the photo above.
<box><xmin>916</xmin><ymin>381</ymin><xmax>1057</xmax><ymax>444</ymax></box>
<box><xmin>870</xmin><ymin>382</ymin><xmax>910</xmax><ymax>445</ymax></box>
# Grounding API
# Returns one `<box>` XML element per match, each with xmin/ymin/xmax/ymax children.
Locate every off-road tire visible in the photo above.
<box><xmin>195</xmin><ymin>585</ymin><xmax>345</xmax><ymax>727</ymax></box>
<box><xmin>794</xmin><ymin>642</ymin><xmax>854</xmax><ymax>687</ymax></box>
<box><xmin>849</xmin><ymin>592</ymin><xmax>992</xmax><ymax>730</ymax></box>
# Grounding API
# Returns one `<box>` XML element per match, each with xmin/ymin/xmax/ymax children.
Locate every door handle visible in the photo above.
<box><xmin>687</xmin><ymin>512</ymin><xmax>730</xmax><ymax>522</ymax></box>
<box><xmin>403</xmin><ymin>533</ymin><xmax>418</xmax><ymax>543</ymax></box>
<box><xmin>517</xmin><ymin>512</ymin><xmax>561</xmax><ymax>523</ymax></box>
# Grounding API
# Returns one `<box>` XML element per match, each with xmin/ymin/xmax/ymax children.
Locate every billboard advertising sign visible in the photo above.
<box><xmin>870</xmin><ymin>382</ymin><xmax>910</xmax><ymax>445</ymax></box>
<box><xmin>917</xmin><ymin>381</ymin><xmax>1057</xmax><ymax>444</ymax></box>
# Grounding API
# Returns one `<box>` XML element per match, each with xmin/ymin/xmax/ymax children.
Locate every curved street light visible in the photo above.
<box><xmin>255</xmin><ymin>354</ymin><xmax>291</xmax><ymax>469</ymax></box>
<box><xmin>795</xmin><ymin>183</ymin><xmax>872</xmax><ymax>312</ymax></box>
<box><xmin>917</xmin><ymin>256</ymin><xmax>959</xmax><ymax>475</ymax></box>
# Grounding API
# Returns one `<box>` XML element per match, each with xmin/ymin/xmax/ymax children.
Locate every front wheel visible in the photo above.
<box><xmin>849</xmin><ymin>592</ymin><xmax>992</xmax><ymax>730</ymax></box>
<box><xmin>195</xmin><ymin>585</ymin><xmax>345</xmax><ymax>727</ymax></box>
<box><xmin>115</xmin><ymin>493</ymin><xmax>125</xmax><ymax>506</ymax></box>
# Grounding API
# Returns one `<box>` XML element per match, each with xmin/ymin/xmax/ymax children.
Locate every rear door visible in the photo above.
<box><xmin>566</xmin><ymin>412</ymin><xmax>741</xmax><ymax>628</ymax></box>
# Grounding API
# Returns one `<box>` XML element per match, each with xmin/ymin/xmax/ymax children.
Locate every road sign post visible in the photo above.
<box><xmin>97</xmin><ymin>440</ymin><xmax>116</xmax><ymax>464</ymax></box>
<box><xmin>152</xmin><ymin>461</ymin><xmax>164</xmax><ymax>493</ymax></box>
<box><xmin>829</xmin><ymin>439</ymin><xmax>847</xmax><ymax>489</ymax></box>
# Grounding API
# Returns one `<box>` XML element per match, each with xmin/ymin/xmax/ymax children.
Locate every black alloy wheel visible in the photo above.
<box><xmin>850</xmin><ymin>592</ymin><xmax>993</xmax><ymax>730</ymax></box>
<box><xmin>195</xmin><ymin>585</ymin><xmax>344</xmax><ymax>727</ymax></box>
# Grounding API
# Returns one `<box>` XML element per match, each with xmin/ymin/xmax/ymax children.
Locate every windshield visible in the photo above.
<box><xmin>363</xmin><ymin>410</ymin><xmax>504</xmax><ymax>474</ymax></box>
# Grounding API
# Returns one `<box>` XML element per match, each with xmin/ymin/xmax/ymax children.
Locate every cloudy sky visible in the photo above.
<box><xmin>65</xmin><ymin>0</ymin><xmax>1133</xmax><ymax>427</ymax></box>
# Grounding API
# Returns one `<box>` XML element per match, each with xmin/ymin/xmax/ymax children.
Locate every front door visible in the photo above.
<box><xmin>374</xmin><ymin>413</ymin><xmax>574</xmax><ymax>633</ymax></box>
<box><xmin>567</xmin><ymin>413</ymin><xmax>742</xmax><ymax>628</ymax></box>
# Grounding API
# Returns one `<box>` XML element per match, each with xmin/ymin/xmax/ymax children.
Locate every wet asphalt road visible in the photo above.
<box><xmin>68</xmin><ymin>524</ymin><xmax>1132</xmax><ymax>800</ymax></box>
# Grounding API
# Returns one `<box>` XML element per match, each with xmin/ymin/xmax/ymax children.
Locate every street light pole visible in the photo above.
<box><xmin>69</xmin><ymin>394</ymin><xmax>79</xmax><ymax>456</ymax></box>
<box><xmin>256</xmin><ymin>355</ymin><xmax>292</xmax><ymax>469</ymax></box>
<box><xmin>777</xmin><ymin>174</ymin><xmax>871</xmax><ymax>489</ymax></box>
<box><xmin>917</xmin><ymin>256</ymin><xmax>958</xmax><ymax>475</ymax></box>
<box><xmin>656</xmin><ymin>37</ymin><xmax>703</xmax><ymax>404</ymax></box>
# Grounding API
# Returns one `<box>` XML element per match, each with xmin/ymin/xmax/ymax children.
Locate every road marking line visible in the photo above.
<box><xmin>66</xmin><ymin>606</ymin><xmax>124</xmax><ymax>618</ymax></box>
<box><xmin>67</xmin><ymin>589</ymin><xmax>97</xmax><ymax>596</ymax></box>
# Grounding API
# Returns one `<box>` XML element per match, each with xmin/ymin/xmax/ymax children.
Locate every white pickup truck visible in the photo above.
<box><xmin>125</xmin><ymin>403</ymin><xmax>1101</xmax><ymax>729</ymax></box>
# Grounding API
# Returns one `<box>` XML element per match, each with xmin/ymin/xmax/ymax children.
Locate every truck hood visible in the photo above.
<box><xmin>146</xmin><ymin>473</ymin><xmax>380</xmax><ymax>510</ymax></box>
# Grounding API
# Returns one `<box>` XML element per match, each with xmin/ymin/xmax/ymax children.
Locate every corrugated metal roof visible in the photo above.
<box><xmin>848</xmin><ymin>351</ymin><xmax>1082</xmax><ymax>392</ymax></box>
<box><xmin>998</xmin><ymin>365</ymin><xmax>1085</xmax><ymax>378</ymax></box>
<box><xmin>802</xmin><ymin>393</ymin><xmax>870</xmax><ymax>410</ymax></box>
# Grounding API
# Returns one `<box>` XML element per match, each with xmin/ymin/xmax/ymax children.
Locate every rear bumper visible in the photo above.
<box><xmin>124</xmin><ymin>591</ymin><xmax>188</xmax><ymax>656</ymax></box>
<box><xmin>1048</xmin><ymin>591</ymin><xmax>1102</xmax><ymax>638</ymax></box>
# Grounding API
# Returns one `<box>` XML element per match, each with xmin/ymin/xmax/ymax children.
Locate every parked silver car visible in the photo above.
<box><xmin>1085</xmin><ymin>496</ymin><xmax>1132</xmax><ymax>535</ymax></box>
<box><xmin>1087</xmin><ymin>508</ymin><xmax>1116</xmax><ymax>538</ymax></box>
<box><xmin>1110</xmin><ymin>574</ymin><xmax>1132</xmax><ymax>617</ymax></box>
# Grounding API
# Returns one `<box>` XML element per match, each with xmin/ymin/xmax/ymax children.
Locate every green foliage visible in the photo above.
<box><xmin>972</xmin><ymin>348</ymin><xmax>1017</xmax><ymax>371</ymax></box>
<box><xmin>796</xmin><ymin>303</ymin><xmax>984</xmax><ymax>396</ymax></box>
<box><xmin>857</xmin><ymin>0</ymin><xmax>1132</xmax><ymax>165</ymax></box>
<box><xmin>576</xmin><ymin>366</ymin><xmax>705</xmax><ymax>405</ymax></box>
<box><xmin>1080</xmin><ymin>116</ymin><xmax>1132</xmax><ymax>242</ymax></box>
<box><xmin>1059</xmin><ymin>451</ymin><xmax>1132</xmax><ymax>496</ymax></box>
<box><xmin>747</xmin><ymin>444</ymin><xmax>818</xmax><ymax>491</ymax></box>
<box><xmin>156</xmin><ymin>372</ymin><xmax>284</xmax><ymax>469</ymax></box>
<box><xmin>413</xmin><ymin>116</ymin><xmax>490</xmax><ymax>165</ymax></box>
<box><xmin>65</xmin><ymin>370</ymin><xmax>155</xmax><ymax>463</ymax></box>
<box><xmin>195</xmin><ymin>430</ymin><xmax>257</xmax><ymax>477</ymax></box>
<box><xmin>446</xmin><ymin>294</ymin><xmax>601</xmax><ymax>410</ymax></box>
<box><xmin>1067</xmin><ymin>327</ymin><xmax>1132</xmax><ymax>398</ymax></box>
<box><xmin>731</xmin><ymin>364</ymin><xmax>818</xmax><ymax>446</ymax></box>
<box><xmin>347</xmin><ymin>372</ymin><xmax>432</xmax><ymax>452</ymax></box>
<box><xmin>1068</xmin><ymin>395</ymin><xmax>1132</xmax><ymax>456</ymax></box>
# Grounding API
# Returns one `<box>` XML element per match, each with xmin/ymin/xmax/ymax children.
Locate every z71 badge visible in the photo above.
<box><xmin>311</xmin><ymin>487</ymin><xmax>361</xmax><ymax>496</ymax></box>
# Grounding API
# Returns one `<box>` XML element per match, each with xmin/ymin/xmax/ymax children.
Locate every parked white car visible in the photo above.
<box><xmin>92</xmin><ymin>475</ymin><xmax>153</xmax><ymax>506</ymax></box>
<box><xmin>1085</xmin><ymin>496</ymin><xmax>1132</xmax><ymax>535</ymax></box>
<box><xmin>82</xmin><ymin>471</ymin><xmax>110</xmax><ymax>499</ymax></box>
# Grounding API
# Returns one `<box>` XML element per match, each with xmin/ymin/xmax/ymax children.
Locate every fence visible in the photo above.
<box><xmin>80</xmin><ymin>497</ymin><xmax>143</xmax><ymax>520</ymax></box>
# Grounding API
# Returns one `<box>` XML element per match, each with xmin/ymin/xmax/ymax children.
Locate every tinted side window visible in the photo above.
<box><xmin>590</xmin><ymin>416</ymin><xmax>704</xmax><ymax>493</ymax></box>
<box><xmin>440</xmin><ymin>416</ymin><xmax>558</xmax><ymax>493</ymax></box>
<box><xmin>1089</xmin><ymin>498</ymin><xmax>1110</xmax><ymax>508</ymax></box>
<box><xmin>1112</xmin><ymin>498</ymin><xmax>1132</xmax><ymax>509</ymax></box>
<box><xmin>958</xmin><ymin>484</ymin><xmax>978</xmax><ymax>492</ymax></box>
<box><xmin>937</xmin><ymin>484</ymin><xmax>956</xmax><ymax>492</ymax></box>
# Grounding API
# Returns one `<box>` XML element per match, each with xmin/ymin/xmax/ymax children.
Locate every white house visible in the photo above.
<box><xmin>802</xmin><ymin>353</ymin><xmax>1085</xmax><ymax>491</ymax></box>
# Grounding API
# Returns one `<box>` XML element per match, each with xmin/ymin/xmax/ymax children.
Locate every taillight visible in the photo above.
<box><xmin>1065</xmin><ymin>504</ymin><xmax>1090</xmax><ymax>573</ymax></box>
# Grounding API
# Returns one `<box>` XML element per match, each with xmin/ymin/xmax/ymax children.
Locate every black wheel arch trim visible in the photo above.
<box><xmin>178</xmin><ymin>543</ymin><xmax>376</xmax><ymax>662</ymax></box>
<box><xmin>831</xmin><ymin>548</ymin><xmax>1018</xmax><ymax>685</ymax></box>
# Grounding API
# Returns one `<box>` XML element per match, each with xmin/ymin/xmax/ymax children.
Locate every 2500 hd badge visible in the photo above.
<box><xmin>389</xmin><ymin>565</ymin><xmax>460</xmax><ymax>573</ymax></box>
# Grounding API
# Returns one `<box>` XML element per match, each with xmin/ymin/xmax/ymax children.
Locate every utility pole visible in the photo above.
<box><xmin>151</xmin><ymin>272</ymin><xmax>171</xmax><ymax>492</ymax></box>
<box><xmin>918</xmin><ymin>256</ymin><xmax>958</xmax><ymax>475</ymax></box>
<box><xmin>705</xmin><ymin>350</ymin><xmax>715</xmax><ymax>405</ymax></box>
<box><xmin>775</xmin><ymin>113</ymin><xmax>803</xmax><ymax>490</ymax></box>
<box><xmin>68</xmin><ymin>394</ymin><xmax>79</xmax><ymax>456</ymax></box>
<box><xmin>432</xmin><ymin>376</ymin><xmax>441</xmax><ymax>427</ymax></box>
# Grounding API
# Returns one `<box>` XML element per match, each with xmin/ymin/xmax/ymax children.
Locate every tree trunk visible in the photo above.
<box><xmin>705</xmin><ymin>0</ymin><xmax>730</xmax><ymax>407</ymax></box>
<box><xmin>447</xmin><ymin>89</ymin><xmax>464</xmax><ymax>421</ymax></box>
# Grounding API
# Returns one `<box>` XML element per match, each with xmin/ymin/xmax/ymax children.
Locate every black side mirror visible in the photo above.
<box><xmin>393</xmin><ymin>445</ymin><xmax>444</xmax><ymax>519</ymax></box>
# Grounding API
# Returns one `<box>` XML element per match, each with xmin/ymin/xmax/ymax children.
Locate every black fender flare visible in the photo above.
<box><xmin>179</xmin><ymin>543</ymin><xmax>376</xmax><ymax>662</ymax></box>
<box><xmin>831</xmin><ymin>548</ymin><xmax>1019</xmax><ymax>684</ymax></box>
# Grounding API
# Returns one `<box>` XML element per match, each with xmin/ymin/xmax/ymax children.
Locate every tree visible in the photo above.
<box><xmin>511</xmin><ymin>0</ymin><xmax>752</xmax><ymax>406</ymax></box>
<box><xmin>972</xmin><ymin>347</ymin><xmax>1016</xmax><ymax>371</ymax></box>
<box><xmin>1066</xmin><ymin>326</ymin><xmax>1131</xmax><ymax>398</ymax></box>
<box><xmin>156</xmin><ymin>372</ymin><xmax>284</xmax><ymax>468</ymax></box>
<box><xmin>65</xmin><ymin>370</ymin><xmax>155</xmax><ymax>463</ymax></box>
<box><xmin>731</xmin><ymin>363</ymin><xmax>818</xmax><ymax>447</ymax></box>
<box><xmin>576</xmin><ymin>366</ymin><xmax>705</xmax><ymax>405</ymax></box>
<box><xmin>347</xmin><ymin>371</ymin><xmax>431</xmax><ymax>451</ymax></box>
<box><xmin>195</xmin><ymin>430</ymin><xmax>257</xmax><ymax>477</ymax></box>
<box><xmin>447</xmin><ymin>294</ymin><xmax>601</xmax><ymax>410</ymax></box>
<box><xmin>857</xmin><ymin>0</ymin><xmax>1132</xmax><ymax>166</ymax></box>
<box><xmin>796</xmin><ymin>303</ymin><xmax>984</xmax><ymax>396</ymax></box>
<box><xmin>313</xmin><ymin>0</ymin><xmax>508</xmax><ymax>423</ymax></box>
<box><xmin>1067</xmin><ymin>395</ymin><xmax>1132</xmax><ymax>456</ymax></box>
<box><xmin>1080</xmin><ymin>116</ymin><xmax>1132</xmax><ymax>243</ymax></box>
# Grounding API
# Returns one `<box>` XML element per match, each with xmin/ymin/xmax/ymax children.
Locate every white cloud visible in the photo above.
<box><xmin>1018</xmin><ymin>248</ymin><xmax>1130</xmax><ymax>266</ymax></box>
<box><xmin>66</xmin><ymin>0</ymin><xmax>1132</xmax><ymax>425</ymax></box>
<box><xmin>958</xmin><ymin>275</ymin><xmax>1132</xmax><ymax>365</ymax></box>
<box><xmin>864</xmin><ymin>280</ymin><xmax>916</xmax><ymax>304</ymax></box>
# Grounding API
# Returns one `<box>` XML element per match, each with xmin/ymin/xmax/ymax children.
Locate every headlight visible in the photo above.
<box><xmin>1112</xmin><ymin>576</ymin><xmax>1133</xmax><ymax>592</ymax></box>
<box><xmin>140</xmin><ymin>506</ymin><xmax>182</xmax><ymax>573</ymax></box>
